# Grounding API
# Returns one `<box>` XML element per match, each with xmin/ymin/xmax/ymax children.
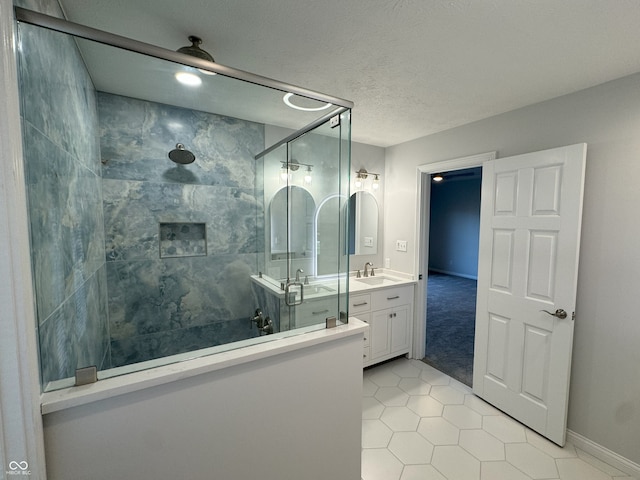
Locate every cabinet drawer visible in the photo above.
<box><xmin>363</xmin><ymin>325</ymin><xmax>370</xmax><ymax>347</ymax></box>
<box><xmin>349</xmin><ymin>294</ymin><xmax>371</xmax><ymax>314</ymax></box>
<box><xmin>371</xmin><ymin>286</ymin><xmax>412</xmax><ymax>311</ymax></box>
<box><xmin>294</xmin><ymin>298</ymin><xmax>337</xmax><ymax>327</ymax></box>
<box><xmin>363</xmin><ymin>345</ymin><xmax>371</xmax><ymax>364</ymax></box>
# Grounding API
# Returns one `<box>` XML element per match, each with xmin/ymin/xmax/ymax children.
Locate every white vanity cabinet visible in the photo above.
<box><xmin>293</xmin><ymin>296</ymin><xmax>339</xmax><ymax>328</ymax></box>
<box><xmin>350</xmin><ymin>284</ymin><xmax>414</xmax><ymax>367</ymax></box>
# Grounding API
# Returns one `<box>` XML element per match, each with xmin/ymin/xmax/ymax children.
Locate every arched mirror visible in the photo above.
<box><xmin>270</xmin><ymin>186</ymin><xmax>316</xmax><ymax>261</ymax></box>
<box><xmin>315</xmin><ymin>195</ymin><xmax>345</xmax><ymax>276</ymax></box>
<box><xmin>348</xmin><ymin>191</ymin><xmax>378</xmax><ymax>255</ymax></box>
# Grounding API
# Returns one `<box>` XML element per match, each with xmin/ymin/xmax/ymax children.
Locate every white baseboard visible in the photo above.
<box><xmin>567</xmin><ymin>429</ymin><xmax>640</xmax><ymax>478</ymax></box>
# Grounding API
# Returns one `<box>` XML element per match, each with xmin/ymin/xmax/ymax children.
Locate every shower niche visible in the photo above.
<box><xmin>15</xmin><ymin>7</ymin><xmax>351</xmax><ymax>391</ymax></box>
<box><xmin>159</xmin><ymin>222</ymin><xmax>207</xmax><ymax>258</ymax></box>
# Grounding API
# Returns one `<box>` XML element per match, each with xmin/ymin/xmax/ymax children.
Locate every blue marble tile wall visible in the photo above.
<box><xmin>16</xmin><ymin>8</ymin><xmax>110</xmax><ymax>388</ymax></box>
<box><xmin>99</xmin><ymin>93</ymin><xmax>266</xmax><ymax>367</ymax></box>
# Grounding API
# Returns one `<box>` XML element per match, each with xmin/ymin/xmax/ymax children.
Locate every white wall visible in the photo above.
<box><xmin>384</xmin><ymin>72</ymin><xmax>640</xmax><ymax>464</ymax></box>
<box><xmin>43</xmin><ymin>333</ymin><xmax>364</xmax><ymax>480</ymax></box>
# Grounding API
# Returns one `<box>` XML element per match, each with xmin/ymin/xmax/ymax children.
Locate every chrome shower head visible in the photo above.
<box><xmin>168</xmin><ymin>143</ymin><xmax>195</xmax><ymax>165</ymax></box>
<box><xmin>176</xmin><ymin>36</ymin><xmax>214</xmax><ymax>63</ymax></box>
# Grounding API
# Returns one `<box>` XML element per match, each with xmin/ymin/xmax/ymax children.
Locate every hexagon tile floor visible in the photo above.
<box><xmin>362</xmin><ymin>358</ymin><xmax>637</xmax><ymax>480</ymax></box>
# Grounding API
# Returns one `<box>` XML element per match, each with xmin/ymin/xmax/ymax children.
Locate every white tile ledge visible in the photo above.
<box><xmin>41</xmin><ymin>319</ymin><xmax>368</xmax><ymax>415</ymax></box>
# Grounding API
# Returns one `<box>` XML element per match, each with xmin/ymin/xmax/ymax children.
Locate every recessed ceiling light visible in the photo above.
<box><xmin>175</xmin><ymin>71</ymin><xmax>202</xmax><ymax>87</ymax></box>
<box><xmin>283</xmin><ymin>93</ymin><xmax>332</xmax><ymax>112</ymax></box>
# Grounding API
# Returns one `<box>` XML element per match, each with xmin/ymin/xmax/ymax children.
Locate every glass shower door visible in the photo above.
<box><xmin>284</xmin><ymin>112</ymin><xmax>350</xmax><ymax>330</ymax></box>
<box><xmin>257</xmin><ymin>109</ymin><xmax>350</xmax><ymax>333</ymax></box>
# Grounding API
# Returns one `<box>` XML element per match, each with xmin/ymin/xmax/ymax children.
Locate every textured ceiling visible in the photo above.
<box><xmin>58</xmin><ymin>0</ymin><xmax>640</xmax><ymax>147</ymax></box>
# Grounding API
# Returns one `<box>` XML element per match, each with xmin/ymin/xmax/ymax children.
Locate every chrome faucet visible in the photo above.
<box><xmin>364</xmin><ymin>262</ymin><xmax>373</xmax><ymax>277</ymax></box>
<box><xmin>295</xmin><ymin>268</ymin><xmax>304</xmax><ymax>282</ymax></box>
<box><xmin>250</xmin><ymin>308</ymin><xmax>273</xmax><ymax>335</ymax></box>
<box><xmin>260</xmin><ymin>317</ymin><xmax>274</xmax><ymax>335</ymax></box>
<box><xmin>251</xmin><ymin>308</ymin><xmax>264</xmax><ymax>328</ymax></box>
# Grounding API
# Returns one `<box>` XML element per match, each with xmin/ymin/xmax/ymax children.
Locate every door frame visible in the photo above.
<box><xmin>412</xmin><ymin>151</ymin><xmax>496</xmax><ymax>360</ymax></box>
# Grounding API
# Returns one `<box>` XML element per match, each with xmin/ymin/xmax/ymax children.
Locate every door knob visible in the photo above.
<box><xmin>540</xmin><ymin>309</ymin><xmax>567</xmax><ymax>319</ymax></box>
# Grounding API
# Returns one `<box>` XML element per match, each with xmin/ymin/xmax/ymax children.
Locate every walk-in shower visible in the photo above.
<box><xmin>15</xmin><ymin>7</ymin><xmax>352</xmax><ymax>391</ymax></box>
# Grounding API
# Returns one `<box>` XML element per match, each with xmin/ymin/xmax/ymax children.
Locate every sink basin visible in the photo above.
<box><xmin>355</xmin><ymin>276</ymin><xmax>400</xmax><ymax>286</ymax></box>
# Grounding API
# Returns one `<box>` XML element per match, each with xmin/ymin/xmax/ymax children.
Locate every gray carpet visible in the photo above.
<box><xmin>423</xmin><ymin>272</ymin><xmax>477</xmax><ymax>387</ymax></box>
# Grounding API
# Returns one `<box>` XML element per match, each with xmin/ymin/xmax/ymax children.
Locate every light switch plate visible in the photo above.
<box><xmin>396</xmin><ymin>240</ymin><xmax>407</xmax><ymax>252</ymax></box>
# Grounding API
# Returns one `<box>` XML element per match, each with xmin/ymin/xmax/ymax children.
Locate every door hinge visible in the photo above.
<box><xmin>572</xmin><ymin>311</ymin><xmax>576</xmax><ymax>321</ymax></box>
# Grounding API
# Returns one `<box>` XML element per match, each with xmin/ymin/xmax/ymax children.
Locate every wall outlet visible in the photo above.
<box><xmin>396</xmin><ymin>240</ymin><xmax>408</xmax><ymax>252</ymax></box>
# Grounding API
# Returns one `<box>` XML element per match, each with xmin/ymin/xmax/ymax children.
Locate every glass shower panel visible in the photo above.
<box><xmin>255</xmin><ymin>111</ymin><xmax>351</xmax><ymax>332</ymax></box>
<box><xmin>284</xmin><ymin>113</ymin><xmax>350</xmax><ymax>329</ymax></box>
<box><xmin>16</xmin><ymin>9</ymin><xmax>352</xmax><ymax>391</ymax></box>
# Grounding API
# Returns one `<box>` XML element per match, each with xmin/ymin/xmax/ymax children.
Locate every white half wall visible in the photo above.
<box><xmin>384</xmin><ymin>72</ymin><xmax>640</xmax><ymax>464</ymax></box>
<box><xmin>42</xmin><ymin>331</ymin><xmax>364</xmax><ymax>480</ymax></box>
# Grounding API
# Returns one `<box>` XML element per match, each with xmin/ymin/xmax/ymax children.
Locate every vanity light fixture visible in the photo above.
<box><xmin>280</xmin><ymin>166</ymin><xmax>290</xmax><ymax>182</ymax></box>
<box><xmin>283</xmin><ymin>92</ymin><xmax>333</xmax><ymax>112</ymax></box>
<box><xmin>354</xmin><ymin>168</ymin><xmax>381</xmax><ymax>190</ymax></box>
<box><xmin>280</xmin><ymin>160</ymin><xmax>313</xmax><ymax>184</ymax></box>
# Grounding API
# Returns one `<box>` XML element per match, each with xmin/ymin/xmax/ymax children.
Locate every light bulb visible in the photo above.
<box><xmin>372</xmin><ymin>175</ymin><xmax>380</xmax><ymax>190</ymax></box>
<box><xmin>175</xmin><ymin>71</ymin><xmax>202</xmax><ymax>87</ymax></box>
<box><xmin>280</xmin><ymin>168</ymin><xmax>289</xmax><ymax>182</ymax></box>
<box><xmin>355</xmin><ymin>178</ymin><xmax>363</xmax><ymax>189</ymax></box>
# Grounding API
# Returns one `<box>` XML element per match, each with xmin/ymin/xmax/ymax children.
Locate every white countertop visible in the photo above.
<box><xmin>251</xmin><ymin>269</ymin><xmax>416</xmax><ymax>299</ymax></box>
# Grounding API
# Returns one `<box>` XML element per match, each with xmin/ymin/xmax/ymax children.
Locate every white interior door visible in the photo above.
<box><xmin>473</xmin><ymin>143</ymin><xmax>586</xmax><ymax>446</ymax></box>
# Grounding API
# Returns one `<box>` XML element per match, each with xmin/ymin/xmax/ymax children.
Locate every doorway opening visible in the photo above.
<box><xmin>422</xmin><ymin>167</ymin><xmax>481</xmax><ymax>387</ymax></box>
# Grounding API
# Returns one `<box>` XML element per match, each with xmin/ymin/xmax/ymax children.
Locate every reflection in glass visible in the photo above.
<box><xmin>270</xmin><ymin>186</ymin><xmax>316</xmax><ymax>260</ymax></box>
<box><xmin>348</xmin><ymin>191</ymin><xmax>378</xmax><ymax>255</ymax></box>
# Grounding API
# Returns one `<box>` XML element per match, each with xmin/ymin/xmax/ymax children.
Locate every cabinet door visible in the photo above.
<box><xmin>390</xmin><ymin>305</ymin><xmax>410</xmax><ymax>354</ymax></box>
<box><xmin>370</xmin><ymin>310</ymin><xmax>391</xmax><ymax>358</ymax></box>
